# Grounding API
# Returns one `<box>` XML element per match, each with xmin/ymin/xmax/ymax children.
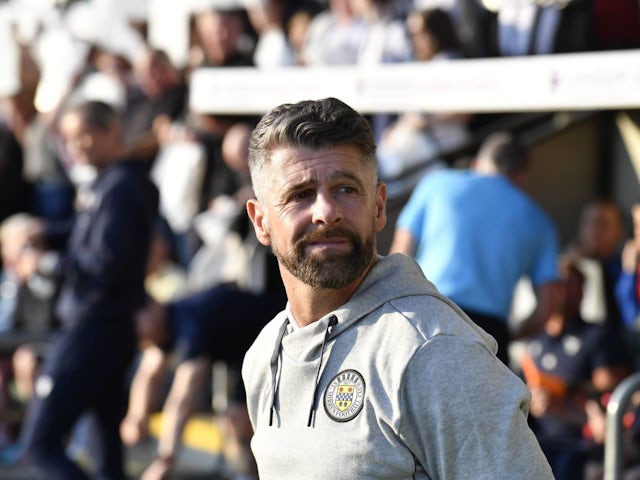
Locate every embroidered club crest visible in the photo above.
<box><xmin>324</xmin><ymin>369</ymin><xmax>365</xmax><ymax>422</ymax></box>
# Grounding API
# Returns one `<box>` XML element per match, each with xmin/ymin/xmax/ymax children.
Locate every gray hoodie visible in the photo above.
<box><xmin>242</xmin><ymin>253</ymin><xmax>554</xmax><ymax>479</ymax></box>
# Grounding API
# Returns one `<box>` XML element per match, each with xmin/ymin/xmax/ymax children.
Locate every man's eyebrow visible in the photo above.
<box><xmin>282</xmin><ymin>178</ymin><xmax>318</xmax><ymax>195</ymax></box>
<box><xmin>330</xmin><ymin>171</ymin><xmax>366</xmax><ymax>188</ymax></box>
<box><xmin>282</xmin><ymin>170</ymin><xmax>365</xmax><ymax>195</ymax></box>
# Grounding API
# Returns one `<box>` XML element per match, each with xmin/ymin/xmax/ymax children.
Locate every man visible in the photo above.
<box><xmin>20</xmin><ymin>100</ymin><xmax>159</xmax><ymax>479</ymax></box>
<box><xmin>123</xmin><ymin>48</ymin><xmax>187</xmax><ymax>165</ymax></box>
<box><xmin>567</xmin><ymin>198</ymin><xmax>626</xmax><ymax>327</ymax></box>
<box><xmin>242</xmin><ymin>97</ymin><xmax>554</xmax><ymax>479</ymax></box>
<box><xmin>193</xmin><ymin>7</ymin><xmax>254</xmax><ymax>68</ymax></box>
<box><xmin>390</xmin><ymin>132</ymin><xmax>560</xmax><ymax>364</ymax></box>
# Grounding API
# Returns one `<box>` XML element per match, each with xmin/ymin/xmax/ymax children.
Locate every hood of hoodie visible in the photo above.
<box><xmin>278</xmin><ymin>253</ymin><xmax>496</xmax><ymax>362</ymax></box>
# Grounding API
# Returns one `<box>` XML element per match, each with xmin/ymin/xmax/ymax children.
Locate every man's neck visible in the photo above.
<box><xmin>285</xmin><ymin>281</ymin><xmax>356</xmax><ymax>328</ymax></box>
<box><xmin>279</xmin><ymin>265</ymin><xmax>366</xmax><ymax>328</ymax></box>
<box><xmin>278</xmin><ymin>256</ymin><xmax>379</xmax><ymax>327</ymax></box>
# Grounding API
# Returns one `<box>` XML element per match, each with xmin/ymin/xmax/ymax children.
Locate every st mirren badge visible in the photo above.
<box><xmin>324</xmin><ymin>369</ymin><xmax>365</xmax><ymax>422</ymax></box>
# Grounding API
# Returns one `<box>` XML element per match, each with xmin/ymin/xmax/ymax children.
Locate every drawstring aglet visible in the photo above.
<box><xmin>307</xmin><ymin>409</ymin><xmax>314</xmax><ymax>427</ymax></box>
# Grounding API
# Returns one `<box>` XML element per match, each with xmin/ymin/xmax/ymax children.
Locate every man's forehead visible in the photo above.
<box><xmin>274</xmin><ymin>148</ymin><xmax>366</xmax><ymax>182</ymax></box>
<box><xmin>270</xmin><ymin>145</ymin><xmax>368</xmax><ymax>174</ymax></box>
<box><xmin>60</xmin><ymin>112</ymin><xmax>82</xmax><ymax>128</ymax></box>
<box><xmin>270</xmin><ymin>144</ymin><xmax>360</xmax><ymax>162</ymax></box>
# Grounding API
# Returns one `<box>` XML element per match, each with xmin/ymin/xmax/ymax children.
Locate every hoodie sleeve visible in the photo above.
<box><xmin>398</xmin><ymin>335</ymin><xmax>554</xmax><ymax>480</ymax></box>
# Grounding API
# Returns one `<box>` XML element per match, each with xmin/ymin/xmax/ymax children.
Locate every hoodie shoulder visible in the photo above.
<box><xmin>343</xmin><ymin>254</ymin><xmax>498</xmax><ymax>354</ymax></box>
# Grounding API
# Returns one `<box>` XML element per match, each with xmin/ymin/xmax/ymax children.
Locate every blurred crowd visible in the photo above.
<box><xmin>1</xmin><ymin>0</ymin><xmax>640</xmax><ymax>479</ymax></box>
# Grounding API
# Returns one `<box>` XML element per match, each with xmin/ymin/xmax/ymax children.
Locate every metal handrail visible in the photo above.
<box><xmin>604</xmin><ymin>372</ymin><xmax>640</xmax><ymax>480</ymax></box>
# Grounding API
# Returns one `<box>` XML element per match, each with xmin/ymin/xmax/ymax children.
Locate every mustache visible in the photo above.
<box><xmin>295</xmin><ymin>227</ymin><xmax>358</xmax><ymax>246</ymax></box>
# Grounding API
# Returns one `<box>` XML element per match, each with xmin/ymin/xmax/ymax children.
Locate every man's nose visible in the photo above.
<box><xmin>311</xmin><ymin>191</ymin><xmax>342</xmax><ymax>225</ymax></box>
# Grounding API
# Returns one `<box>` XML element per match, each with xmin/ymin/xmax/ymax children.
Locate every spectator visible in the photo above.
<box><xmin>149</xmin><ymin>122</ymin><xmax>208</xmax><ymax>269</ymax></box>
<box><xmin>0</xmin><ymin>213</ymin><xmax>100</xmax><ymax>468</ymax></box>
<box><xmin>19</xmin><ymin>100</ymin><xmax>159</xmax><ymax>480</ymax></box>
<box><xmin>0</xmin><ymin>212</ymin><xmax>56</xmax><ymax>451</ymax></box>
<box><xmin>0</xmin><ymin>213</ymin><xmax>52</xmax><ymax>335</ymax></box>
<box><xmin>376</xmin><ymin>7</ymin><xmax>471</xmax><ymax>187</ymax></box>
<box><xmin>122</xmin><ymin>48</ymin><xmax>188</xmax><ymax>166</ymax></box>
<box><xmin>390</xmin><ymin>131</ymin><xmax>560</xmax><ymax>365</ymax></box>
<box><xmin>350</xmin><ymin>0</ymin><xmax>413</xmax><ymax>65</ymax></box>
<box><xmin>412</xmin><ymin>0</ymin><xmax>499</xmax><ymax>58</ymax></box>
<box><xmin>150</xmin><ymin>113</ymin><xmax>253</xmax><ymax>269</ymax></box>
<box><xmin>497</xmin><ymin>0</ymin><xmax>595</xmax><ymax>57</ymax></box>
<box><xmin>170</xmin><ymin>6</ymin><xmax>260</xmax><ymax>263</ymax></box>
<box><xmin>0</xmin><ymin>210</ymin><xmax>56</xmax><ymax>335</ymax></box>
<box><xmin>246</xmin><ymin>0</ymin><xmax>296</xmax><ymax>68</ymax></box>
<box><xmin>122</xmin><ymin>273</ymin><xmax>286</xmax><ymax>480</ymax></box>
<box><xmin>190</xmin><ymin>7</ymin><xmax>254</xmax><ymax>69</ymax></box>
<box><xmin>520</xmin><ymin>259</ymin><xmax>632</xmax><ymax>480</ymax></box>
<box><xmin>350</xmin><ymin>0</ymin><xmax>414</xmax><ymax>142</ymax></box>
<box><xmin>407</xmin><ymin>7</ymin><xmax>464</xmax><ymax>61</ymax></box>
<box><xmin>286</xmin><ymin>7</ymin><xmax>314</xmax><ymax>66</ymax></box>
<box><xmin>300</xmin><ymin>0</ymin><xmax>366</xmax><ymax>66</ymax></box>
<box><xmin>566</xmin><ymin>199</ymin><xmax>626</xmax><ymax>327</ymax></box>
<box><xmin>184</xmin><ymin>120</ymin><xmax>257</xmax><ymax>291</ymax></box>
<box><xmin>242</xmin><ymin>96</ymin><xmax>553</xmax><ymax>479</ymax></box>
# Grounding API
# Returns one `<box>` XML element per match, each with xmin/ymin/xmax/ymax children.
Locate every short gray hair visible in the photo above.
<box><xmin>248</xmin><ymin>98</ymin><xmax>377</xmax><ymax>200</ymax></box>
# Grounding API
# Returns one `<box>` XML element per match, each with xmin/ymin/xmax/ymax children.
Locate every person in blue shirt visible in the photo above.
<box><xmin>18</xmin><ymin>100</ymin><xmax>159</xmax><ymax>480</ymax></box>
<box><xmin>390</xmin><ymin>132</ymin><xmax>560</xmax><ymax>364</ymax></box>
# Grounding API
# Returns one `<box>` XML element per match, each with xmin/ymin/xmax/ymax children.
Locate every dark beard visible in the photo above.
<box><xmin>274</xmin><ymin>226</ymin><xmax>376</xmax><ymax>289</ymax></box>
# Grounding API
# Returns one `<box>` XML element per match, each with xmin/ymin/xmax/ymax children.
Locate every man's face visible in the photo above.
<box><xmin>248</xmin><ymin>145</ymin><xmax>386</xmax><ymax>289</ymax></box>
<box><xmin>407</xmin><ymin>15</ymin><xmax>437</xmax><ymax>61</ymax></box>
<box><xmin>579</xmin><ymin>204</ymin><xmax>624</xmax><ymax>260</ymax></box>
<box><xmin>59</xmin><ymin>113</ymin><xmax>113</xmax><ymax>169</ymax></box>
<box><xmin>195</xmin><ymin>11</ymin><xmax>243</xmax><ymax>64</ymax></box>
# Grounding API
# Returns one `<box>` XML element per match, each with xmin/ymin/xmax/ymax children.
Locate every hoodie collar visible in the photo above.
<box><xmin>329</xmin><ymin>253</ymin><xmax>438</xmax><ymax>334</ymax></box>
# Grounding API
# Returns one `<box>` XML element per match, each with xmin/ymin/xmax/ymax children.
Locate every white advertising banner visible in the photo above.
<box><xmin>189</xmin><ymin>49</ymin><xmax>640</xmax><ymax>114</ymax></box>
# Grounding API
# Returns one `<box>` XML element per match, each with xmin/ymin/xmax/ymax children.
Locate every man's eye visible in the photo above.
<box><xmin>337</xmin><ymin>186</ymin><xmax>357</xmax><ymax>194</ymax></box>
<box><xmin>291</xmin><ymin>190</ymin><xmax>313</xmax><ymax>201</ymax></box>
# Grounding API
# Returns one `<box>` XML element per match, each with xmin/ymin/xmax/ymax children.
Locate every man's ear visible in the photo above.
<box><xmin>374</xmin><ymin>182</ymin><xmax>387</xmax><ymax>233</ymax></box>
<box><xmin>246</xmin><ymin>198</ymin><xmax>271</xmax><ymax>246</ymax></box>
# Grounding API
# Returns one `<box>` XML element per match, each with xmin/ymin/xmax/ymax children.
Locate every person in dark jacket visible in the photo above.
<box><xmin>18</xmin><ymin>100</ymin><xmax>159</xmax><ymax>480</ymax></box>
